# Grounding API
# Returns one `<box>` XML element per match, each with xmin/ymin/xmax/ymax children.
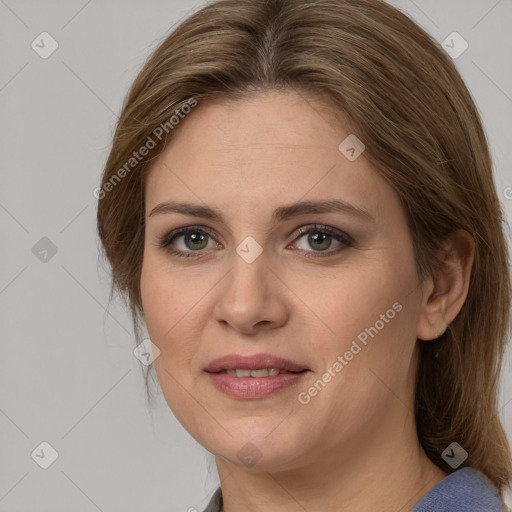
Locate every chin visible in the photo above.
<box><xmin>195</xmin><ymin>417</ymin><xmax>308</xmax><ymax>471</ymax></box>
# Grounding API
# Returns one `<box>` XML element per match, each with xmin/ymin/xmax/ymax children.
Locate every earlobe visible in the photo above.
<box><xmin>416</xmin><ymin>229</ymin><xmax>475</xmax><ymax>342</ymax></box>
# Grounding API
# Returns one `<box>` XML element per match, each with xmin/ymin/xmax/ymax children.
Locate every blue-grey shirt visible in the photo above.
<box><xmin>202</xmin><ymin>467</ymin><xmax>506</xmax><ymax>511</ymax></box>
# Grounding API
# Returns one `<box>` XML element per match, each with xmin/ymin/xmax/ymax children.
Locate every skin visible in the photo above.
<box><xmin>140</xmin><ymin>90</ymin><xmax>475</xmax><ymax>512</ymax></box>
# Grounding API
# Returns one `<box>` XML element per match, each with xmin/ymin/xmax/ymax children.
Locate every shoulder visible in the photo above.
<box><xmin>202</xmin><ymin>487</ymin><xmax>223</xmax><ymax>512</ymax></box>
<box><xmin>411</xmin><ymin>467</ymin><xmax>506</xmax><ymax>512</ymax></box>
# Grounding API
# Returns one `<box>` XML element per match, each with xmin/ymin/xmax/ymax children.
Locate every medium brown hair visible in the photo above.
<box><xmin>96</xmin><ymin>0</ymin><xmax>512</xmax><ymax>491</ymax></box>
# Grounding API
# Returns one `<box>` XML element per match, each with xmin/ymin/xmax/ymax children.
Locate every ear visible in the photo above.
<box><xmin>416</xmin><ymin>230</ymin><xmax>475</xmax><ymax>341</ymax></box>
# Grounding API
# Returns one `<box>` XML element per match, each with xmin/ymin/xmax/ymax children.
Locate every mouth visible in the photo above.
<box><xmin>204</xmin><ymin>353</ymin><xmax>310</xmax><ymax>399</ymax></box>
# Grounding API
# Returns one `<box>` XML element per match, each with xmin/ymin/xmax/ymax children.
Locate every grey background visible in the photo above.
<box><xmin>1</xmin><ymin>1</ymin><xmax>511</xmax><ymax>511</ymax></box>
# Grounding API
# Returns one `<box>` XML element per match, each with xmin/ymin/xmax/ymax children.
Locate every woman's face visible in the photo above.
<box><xmin>141</xmin><ymin>90</ymin><xmax>427</xmax><ymax>471</ymax></box>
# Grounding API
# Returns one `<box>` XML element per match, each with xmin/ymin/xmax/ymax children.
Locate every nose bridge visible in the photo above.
<box><xmin>213</xmin><ymin>239</ymin><xmax>287</xmax><ymax>333</ymax></box>
<box><xmin>224</xmin><ymin>240</ymin><xmax>270</xmax><ymax>311</ymax></box>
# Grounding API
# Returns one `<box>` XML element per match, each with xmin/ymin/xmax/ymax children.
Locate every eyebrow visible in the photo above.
<box><xmin>148</xmin><ymin>199</ymin><xmax>375</xmax><ymax>224</ymax></box>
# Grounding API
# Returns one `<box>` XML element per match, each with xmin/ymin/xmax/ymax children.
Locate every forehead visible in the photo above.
<box><xmin>144</xmin><ymin>91</ymin><xmax>395</xmax><ymax>225</ymax></box>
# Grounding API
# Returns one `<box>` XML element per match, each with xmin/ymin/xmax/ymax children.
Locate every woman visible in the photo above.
<box><xmin>96</xmin><ymin>0</ymin><xmax>511</xmax><ymax>510</ymax></box>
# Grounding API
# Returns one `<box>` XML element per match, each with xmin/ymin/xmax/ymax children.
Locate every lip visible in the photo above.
<box><xmin>204</xmin><ymin>353</ymin><xmax>308</xmax><ymax>373</ymax></box>
<box><xmin>205</xmin><ymin>353</ymin><xmax>310</xmax><ymax>399</ymax></box>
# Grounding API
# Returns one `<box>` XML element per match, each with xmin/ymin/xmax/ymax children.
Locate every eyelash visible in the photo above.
<box><xmin>157</xmin><ymin>224</ymin><xmax>354</xmax><ymax>259</ymax></box>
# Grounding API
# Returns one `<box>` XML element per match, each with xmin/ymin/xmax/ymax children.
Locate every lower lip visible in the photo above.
<box><xmin>206</xmin><ymin>371</ymin><xmax>308</xmax><ymax>399</ymax></box>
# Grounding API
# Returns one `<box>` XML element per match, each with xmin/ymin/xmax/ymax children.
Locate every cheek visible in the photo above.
<box><xmin>308</xmin><ymin>253</ymin><xmax>420</xmax><ymax>408</ymax></box>
<box><xmin>311</xmin><ymin>254</ymin><xmax>417</xmax><ymax>349</ymax></box>
<box><xmin>140</xmin><ymin>259</ymin><xmax>205</xmax><ymax>431</ymax></box>
<box><xmin>140</xmin><ymin>254</ymin><xmax>198</xmax><ymax>368</ymax></box>
<box><xmin>141</xmin><ymin>271</ymin><xmax>172</xmax><ymax>343</ymax></box>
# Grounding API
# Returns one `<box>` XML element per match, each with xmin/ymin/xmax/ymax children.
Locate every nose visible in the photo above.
<box><xmin>212</xmin><ymin>248</ymin><xmax>289</xmax><ymax>336</ymax></box>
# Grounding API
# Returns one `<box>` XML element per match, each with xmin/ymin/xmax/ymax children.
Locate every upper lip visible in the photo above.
<box><xmin>205</xmin><ymin>353</ymin><xmax>309</xmax><ymax>373</ymax></box>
